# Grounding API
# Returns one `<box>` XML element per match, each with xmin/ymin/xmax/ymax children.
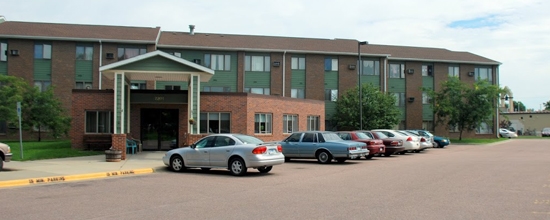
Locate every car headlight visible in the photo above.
<box><xmin>442</xmin><ymin>140</ymin><xmax>447</xmax><ymax>142</ymax></box>
<box><xmin>7</xmin><ymin>146</ymin><xmax>10</xmax><ymax>153</ymax></box>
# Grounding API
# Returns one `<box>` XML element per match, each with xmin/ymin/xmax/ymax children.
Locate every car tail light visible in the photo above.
<box><xmin>406</xmin><ymin>137</ymin><xmax>413</xmax><ymax>142</ymax></box>
<box><xmin>362</xmin><ymin>146</ymin><xmax>369</xmax><ymax>149</ymax></box>
<box><xmin>252</xmin><ymin>146</ymin><xmax>267</xmax><ymax>154</ymax></box>
<box><xmin>348</xmin><ymin>147</ymin><xmax>356</xmax><ymax>151</ymax></box>
<box><xmin>420</xmin><ymin>137</ymin><xmax>426</xmax><ymax>142</ymax></box>
<box><xmin>277</xmin><ymin>145</ymin><xmax>283</xmax><ymax>152</ymax></box>
<box><xmin>390</xmin><ymin>141</ymin><xmax>399</xmax><ymax>146</ymax></box>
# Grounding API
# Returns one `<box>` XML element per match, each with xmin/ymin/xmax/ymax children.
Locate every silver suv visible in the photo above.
<box><xmin>0</xmin><ymin>142</ymin><xmax>12</xmax><ymax>171</ymax></box>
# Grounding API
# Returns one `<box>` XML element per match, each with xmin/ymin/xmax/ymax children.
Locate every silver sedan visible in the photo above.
<box><xmin>163</xmin><ymin>134</ymin><xmax>284</xmax><ymax>176</ymax></box>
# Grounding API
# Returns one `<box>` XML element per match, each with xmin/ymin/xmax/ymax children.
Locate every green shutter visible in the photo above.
<box><xmin>291</xmin><ymin>70</ymin><xmax>306</xmax><ymax>89</ymax></box>
<box><xmin>324</xmin><ymin>72</ymin><xmax>338</xmax><ymax>89</ymax></box>
<box><xmin>0</xmin><ymin>62</ymin><xmax>6</xmax><ymax>75</ymax></box>
<box><xmin>75</xmin><ymin>60</ymin><xmax>93</xmax><ymax>81</ymax></box>
<box><xmin>422</xmin><ymin>105</ymin><xmax>434</xmax><ymax>120</ymax></box>
<box><xmin>34</xmin><ymin>59</ymin><xmax>52</xmax><ymax>80</ymax></box>
<box><xmin>361</xmin><ymin>76</ymin><xmax>380</xmax><ymax>89</ymax></box>
<box><xmin>388</xmin><ymin>79</ymin><xmax>405</xmax><ymax>92</ymax></box>
<box><xmin>244</xmin><ymin>72</ymin><xmax>270</xmax><ymax>88</ymax></box>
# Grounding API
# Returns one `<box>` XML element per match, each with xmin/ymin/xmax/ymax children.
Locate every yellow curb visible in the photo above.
<box><xmin>0</xmin><ymin>168</ymin><xmax>155</xmax><ymax>188</ymax></box>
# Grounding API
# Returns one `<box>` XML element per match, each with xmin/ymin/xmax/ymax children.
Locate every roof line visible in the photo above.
<box><xmin>0</xmin><ymin>35</ymin><xmax>156</xmax><ymax>44</ymax></box>
<box><xmin>388</xmin><ymin>57</ymin><xmax>501</xmax><ymax>65</ymax></box>
<box><xmin>100</xmin><ymin>50</ymin><xmax>214</xmax><ymax>74</ymax></box>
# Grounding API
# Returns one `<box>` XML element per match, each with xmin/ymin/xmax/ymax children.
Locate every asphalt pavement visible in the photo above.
<box><xmin>0</xmin><ymin>151</ymin><xmax>167</xmax><ymax>188</ymax></box>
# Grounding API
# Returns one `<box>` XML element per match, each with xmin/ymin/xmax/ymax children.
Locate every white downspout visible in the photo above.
<box><xmin>243</xmin><ymin>52</ymin><xmax>246</xmax><ymax>92</ymax></box>
<box><xmin>99</xmin><ymin>40</ymin><xmax>103</xmax><ymax>90</ymax></box>
<box><xmin>383</xmin><ymin>56</ymin><xmax>388</xmax><ymax>92</ymax></box>
<box><xmin>283</xmin><ymin>51</ymin><xmax>287</xmax><ymax>97</ymax></box>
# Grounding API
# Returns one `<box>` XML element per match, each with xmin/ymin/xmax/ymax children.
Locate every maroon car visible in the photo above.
<box><xmin>335</xmin><ymin>131</ymin><xmax>385</xmax><ymax>159</ymax></box>
<box><xmin>359</xmin><ymin>130</ymin><xmax>405</xmax><ymax>156</ymax></box>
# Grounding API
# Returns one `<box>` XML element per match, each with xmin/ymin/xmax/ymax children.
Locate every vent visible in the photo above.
<box><xmin>106</xmin><ymin>53</ymin><xmax>114</xmax><ymax>59</ymax></box>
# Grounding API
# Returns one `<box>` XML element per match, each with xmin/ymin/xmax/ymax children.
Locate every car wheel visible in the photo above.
<box><xmin>0</xmin><ymin>159</ymin><xmax>3</xmax><ymax>171</ymax></box>
<box><xmin>201</xmin><ymin>168</ymin><xmax>211</xmax><ymax>171</ymax></box>
<box><xmin>365</xmin><ymin>155</ymin><xmax>374</xmax><ymax>160</ymax></box>
<box><xmin>316</xmin><ymin>150</ymin><xmax>333</xmax><ymax>164</ymax></box>
<box><xmin>258</xmin><ymin>166</ymin><xmax>273</xmax><ymax>173</ymax></box>
<box><xmin>433</xmin><ymin>142</ymin><xmax>439</xmax><ymax>148</ymax></box>
<box><xmin>170</xmin><ymin>155</ymin><xmax>186</xmax><ymax>172</ymax></box>
<box><xmin>284</xmin><ymin>157</ymin><xmax>291</xmax><ymax>162</ymax></box>
<box><xmin>229</xmin><ymin>157</ymin><xmax>247</xmax><ymax>176</ymax></box>
<box><xmin>336</xmin><ymin>158</ymin><xmax>347</xmax><ymax>163</ymax></box>
<box><xmin>384</xmin><ymin>153</ymin><xmax>392</xmax><ymax>157</ymax></box>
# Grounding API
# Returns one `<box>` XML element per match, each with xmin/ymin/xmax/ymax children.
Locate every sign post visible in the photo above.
<box><xmin>17</xmin><ymin>102</ymin><xmax>23</xmax><ymax>159</ymax></box>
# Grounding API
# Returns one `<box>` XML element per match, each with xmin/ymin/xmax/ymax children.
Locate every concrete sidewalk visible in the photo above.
<box><xmin>0</xmin><ymin>151</ymin><xmax>167</xmax><ymax>188</ymax></box>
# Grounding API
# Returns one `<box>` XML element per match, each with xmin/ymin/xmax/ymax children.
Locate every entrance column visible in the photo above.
<box><xmin>188</xmin><ymin>74</ymin><xmax>201</xmax><ymax>134</ymax></box>
<box><xmin>112</xmin><ymin>72</ymin><xmax>128</xmax><ymax>159</ymax></box>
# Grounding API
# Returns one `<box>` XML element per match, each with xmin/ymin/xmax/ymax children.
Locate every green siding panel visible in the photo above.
<box><xmin>398</xmin><ymin>107</ymin><xmax>406</xmax><ymax>120</ymax></box>
<box><xmin>422</xmin><ymin>76</ymin><xmax>434</xmax><ymax>89</ymax></box>
<box><xmin>324</xmin><ymin>72</ymin><xmax>338</xmax><ymax>89</ymax></box>
<box><xmin>361</xmin><ymin>76</ymin><xmax>380</xmax><ymax>89</ymax></box>
<box><xmin>75</xmin><ymin>60</ymin><xmax>93</xmax><ymax>81</ymax></box>
<box><xmin>291</xmin><ymin>71</ymin><xmax>306</xmax><ymax>88</ymax></box>
<box><xmin>34</xmin><ymin>60</ymin><xmax>51</xmax><ymax>80</ymax></box>
<box><xmin>115</xmin><ymin>56</ymin><xmax>197</xmax><ymax>72</ymax></box>
<box><xmin>155</xmin><ymin>81</ymin><xmax>189</xmax><ymax>90</ymax></box>
<box><xmin>202</xmin><ymin>71</ymin><xmax>237</xmax><ymax>92</ymax></box>
<box><xmin>0</xmin><ymin>62</ymin><xmax>6</xmax><ymax>75</ymax></box>
<box><xmin>115</xmin><ymin>74</ymin><xmax>122</xmax><ymax>133</ymax></box>
<box><xmin>244</xmin><ymin>72</ymin><xmax>270</xmax><ymax>87</ymax></box>
<box><xmin>325</xmin><ymin>101</ymin><xmax>337</xmax><ymax>119</ymax></box>
<box><xmin>388</xmin><ymin>79</ymin><xmax>405</xmax><ymax>92</ymax></box>
<box><xmin>192</xmin><ymin>76</ymin><xmax>199</xmax><ymax>134</ymax></box>
<box><xmin>422</xmin><ymin>105</ymin><xmax>434</xmax><ymax>120</ymax></box>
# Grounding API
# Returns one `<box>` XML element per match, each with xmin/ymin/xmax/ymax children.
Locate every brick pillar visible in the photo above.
<box><xmin>112</xmin><ymin>134</ymin><xmax>127</xmax><ymax>160</ymax></box>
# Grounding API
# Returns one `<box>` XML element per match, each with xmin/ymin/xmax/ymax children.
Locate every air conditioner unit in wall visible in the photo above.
<box><xmin>193</xmin><ymin>59</ymin><xmax>201</xmax><ymax>64</ymax></box>
<box><xmin>106</xmin><ymin>53</ymin><xmax>114</xmax><ymax>59</ymax></box>
<box><xmin>468</xmin><ymin>72</ymin><xmax>475</xmax><ymax>77</ymax></box>
<box><xmin>407</xmin><ymin>69</ymin><xmax>414</xmax><ymax>74</ymax></box>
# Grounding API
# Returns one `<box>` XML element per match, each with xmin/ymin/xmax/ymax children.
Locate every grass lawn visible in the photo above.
<box><xmin>450</xmin><ymin>138</ymin><xmax>508</xmax><ymax>144</ymax></box>
<box><xmin>2</xmin><ymin>140</ymin><xmax>103</xmax><ymax>161</ymax></box>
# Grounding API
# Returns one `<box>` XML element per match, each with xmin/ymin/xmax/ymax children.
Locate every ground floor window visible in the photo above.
<box><xmin>476</xmin><ymin>122</ymin><xmax>493</xmax><ymax>134</ymax></box>
<box><xmin>422</xmin><ymin>121</ymin><xmax>433</xmax><ymax>131</ymax></box>
<box><xmin>76</xmin><ymin>81</ymin><xmax>92</xmax><ymax>89</ymax></box>
<box><xmin>165</xmin><ymin>85</ymin><xmax>181</xmax><ymax>90</ymax></box>
<box><xmin>0</xmin><ymin>121</ymin><xmax>6</xmax><ymax>134</ymax></box>
<box><xmin>307</xmin><ymin>115</ymin><xmax>320</xmax><ymax>131</ymax></box>
<box><xmin>245</xmin><ymin>87</ymin><xmax>270</xmax><ymax>95</ymax></box>
<box><xmin>85</xmin><ymin>111</ymin><xmax>112</xmax><ymax>133</ymax></box>
<box><xmin>291</xmin><ymin>88</ymin><xmax>304</xmax><ymax>99</ymax></box>
<box><xmin>200</xmin><ymin>112</ymin><xmax>231</xmax><ymax>134</ymax></box>
<box><xmin>203</xmin><ymin>86</ymin><xmax>231</xmax><ymax>92</ymax></box>
<box><xmin>255</xmin><ymin>113</ymin><xmax>272</xmax><ymax>134</ymax></box>
<box><xmin>34</xmin><ymin>80</ymin><xmax>51</xmax><ymax>92</ymax></box>
<box><xmin>283</xmin><ymin>114</ymin><xmax>298</xmax><ymax>133</ymax></box>
<box><xmin>131</xmin><ymin>81</ymin><xmax>146</xmax><ymax>90</ymax></box>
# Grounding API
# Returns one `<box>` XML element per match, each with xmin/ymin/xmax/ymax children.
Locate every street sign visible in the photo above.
<box><xmin>17</xmin><ymin>102</ymin><xmax>21</xmax><ymax>116</ymax></box>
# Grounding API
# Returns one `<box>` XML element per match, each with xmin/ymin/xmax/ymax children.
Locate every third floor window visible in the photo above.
<box><xmin>34</xmin><ymin>43</ymin><xmax>52</xmax><ymax>59</ymax></box>
<box><xmin>245</xmin><ymin>55</ymin><xmax>270</xmax><ymax>72</ymax></box>
<box><xmin>204</xmin><ymin>54</ymin><xmax>231</xmax><ymax>71</ymax></box>
<box><xmin>291</xmin><ymin>57</ymin><xmax>305</xmax><ymax>70</ymax></box>
<box><xmin>118</xmin><ymin>47</ymin><xmax>146</xmax><ymax>60</ymax></box>
<box><xmin>324</xmin><ymin>58</ymin><xmax>338</xmax><ymax>71</ymax></box>
<box><xmin>76</xmin><ymin>46</ymin><xmax>93</xmax><ymax>60</ymax></box>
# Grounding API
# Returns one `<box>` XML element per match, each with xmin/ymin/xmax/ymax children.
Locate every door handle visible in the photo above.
<box><xmin>226</xmin><ymin>150</ymin><xmax>230</xmax><ymax>152</ymax></box>
<box><xmin>203</xmin><ymin>151</ymin><xmax>207</xmax><ymax>153</ymax></box>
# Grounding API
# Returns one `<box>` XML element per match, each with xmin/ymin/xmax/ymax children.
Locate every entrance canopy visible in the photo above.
<box><xmin>99</xmin><ymin>50</ymin><xmax>215</xmax><ymax>135</ymax></box>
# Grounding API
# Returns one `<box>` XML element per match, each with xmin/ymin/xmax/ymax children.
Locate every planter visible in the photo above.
<box><xmin>105</xmin><ymin>149</ymin><xmax>122</xmax><ymax>162</ymax></box>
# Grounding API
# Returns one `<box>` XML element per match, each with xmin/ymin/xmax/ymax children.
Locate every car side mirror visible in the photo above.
<box><xmin>190</xmin><ymin>144</ymin><xmax>196</xmax><ymax>149</ymax></box>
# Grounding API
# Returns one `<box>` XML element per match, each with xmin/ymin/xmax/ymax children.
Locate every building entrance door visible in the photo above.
<box><xmin>141</xmin><ymin>109</ymin><xmax>179</xmax><ymax>151</ymax></box>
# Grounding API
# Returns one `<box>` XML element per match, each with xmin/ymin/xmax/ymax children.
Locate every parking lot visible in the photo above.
<box><xmin>3</xmin><ymin>139</ymin><xmax>550</xmax><ymax>220</ymax></box>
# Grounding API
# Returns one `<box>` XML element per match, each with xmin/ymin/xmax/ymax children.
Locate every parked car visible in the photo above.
<box><xmin>409</xmin><ymin>130</ymin><xmax>450</xmax><ymax>148</ymax></box>
<box><xmin>359</xmin><ymin>130</ymin><xmax>405</xmax><ymax>156</ymax></box>
<box><xmin>280</xmin><ymin>131</ymin><xmax>368</xmax><ymax>164</ymax></box>
<box><xmin>162</xmin><ymin>134</ymin><xmax>284</xmax><ymax>176</ymax></box>
<box><xmin>0</xmin><ymin>142</ymin><xmax>12</xmax><ymax>171</ymax></box>
<box><xmin>372</xmin><ymin>129</ymin><xmax>420</xmax><ymax>154</ymax></box>
<box><xmin>397</xmin><ymin>130</ymin><xmax>432</xmax><ymax>151</ymax></box>
<box><xmin>542</xmin><ymin>128</ymin><xmax>550</xmax><ymax>137</ymax></box>
<box><xmin>499</xmin><ymin>128</ymin><xmax>518</xmax><ymax>138</ymax></box>
<box><xmin>335</xmin><ymin>131</ymin><xmax>385</xmax><ymax>159</ymax></box>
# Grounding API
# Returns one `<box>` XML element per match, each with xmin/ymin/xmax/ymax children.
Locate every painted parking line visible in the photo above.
<box><xmin>0</xmin><ymin>168</ymin><xmax>155</xmax><ymax>188</ymax></box>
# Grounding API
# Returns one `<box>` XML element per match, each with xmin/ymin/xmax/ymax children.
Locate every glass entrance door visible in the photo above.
<box><xmin>141</xmin><ymin>109</ymin><xmax>179</xmax><ymax>151</ymax></box>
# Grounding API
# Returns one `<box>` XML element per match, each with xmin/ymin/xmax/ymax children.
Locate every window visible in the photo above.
<box><xmin>34</xmin><ymin>43</ymin><xmax>52</xmax><ymax>59</ymax></box>
<box><xmin>324</xmin><ymin>58</ymin><xmax>338</xmax><ymax>71</ymax></box>
<box><xmin>85</xmin><ymin>111</ymin><xmax>112</xmax><ymax>133</ymax></box>
<box><xmin>361</xmin><ymin>60</ymin><xmax>380</xmax><ymax>75</ymax></box>
<box><xmin>76</xmin><ymin>46</ymin><xmax>93</xmax><ymax>60</ymax></box>
<box><xmin>302</xmin><ymin>133</ymin><xmax>318</xmax><ymax>142</ymax></box>
<box><xmin>307</xmin><ymin>115</ymin><xmax>320</xmax><ymax>131</ymax></box>
<box><xmin>204</xmin><ymin>54</ymin><xmax>231</xmax><ymax>71</ymax></box>
<box><xmin>34</xmin><ymin>81</ymin><xmax>51</xmax><ymax>92</ymax></box>
<box><xmin>449</xmin><ymin>65</ymin><xmax>460</xmax><ymax>78</ymax></box>
<box><xmin>245</xmin><ymin>55</ymin><xmax>270</xmax><ymax>71</ymax></box>
<box><xmin>165</xmin><ymin>85</ymin><xmax>181</xmax><ymax>90</ymax></box>
<box><xmin>291</xmin><ymin>57</ymin><xmax>305</xmax><ymax>70</ymax></box>
<box><xmin>291</xmin><ymin>88</ymin><xmax>304</xmax><ymax>99</ymax></box>
<box><xmin>476</xmin><ymin>122</ymin><xmax>493</xmax><ymax>134</ymax></box>
<box><xmin>0</xmin><ymin>42</ymin><xmax>7</xmax><ymax>61</ymax></box>
<box><xmin>448</xmin><ymin>124</ymin><xmax>460</xmax><ymax>133</ymax></box>
<box><xmin>0</xmin><ymin>121</ymin><xmax>6</xmax><ymax>134</ymax></box>
<box><xmin>325</xmin><ymin>89</ymin><xmax>338</xmax><ymax>101</ymax></box>
<box><xmin>131</xmin><ymin>82</ymin><xmax>146</xmax><ymax>90</ymax></box>
<box><xmin>199</xmin><ymin>112</ymin><xmax>231</xmax><ymax>134</ymax></box>
<box><xmin>475</xmin><ymin>67</ymin><xmax>493</xmax><ymax>83</ymax></box>
<box><xmin>172</xmin><ymin>52</ymin><xmax>181</xmax><ymax>58</ymax></box>
<box><xmin>245</xmin><ymin>87</ymin><xmax>270</xmax><ymax>95</ymax></box>
<box><xmin>203</xmin><ymin>86</ymin><xmax>230</xmax><ymax>92</ymax></box>
<box><xmin>422</xmin><ymin>92</ymin><xmax>431</xmax><ymax>104</ymax></box>
<box><xmin>255</xmin><ymin>113</ymin><xmax>272</xmax><ymax>134</ymax></box>
<box><xmin>117</xmin><ymin>47</ymin><xmax>146</xmax><ymax>60</ymax></box>
<box><xmin>422</xmin><ymin>65</ymin><xmax>433</xmax><ymax>76</ymax></box>
<box><xmin>397</xmin><ymin>121</ymin><xmax>406</xmax><ymax>130</ymax></box>
<box><xmin>388</xmin><ymin>63</ymin><xmax>405</xmax><ymax>78</ymax></box>
<box><xmin>283</xmin><ymin>114</ymin><xmax>298</xmax><ymax>133</ymax></box>
<box><xmin>393</xmin><ymin>92</ymin><xmax>405</xmax><ymax>106</ymax></box>
<box><xmin>422</xmin><ymin>121</ymin><xmax>434</xmax><ymax>131</ymax></box>
<box><xmin>76</xmin><ymin>81</ymin><xmax>92</xmax><ymax>89</ymax></box>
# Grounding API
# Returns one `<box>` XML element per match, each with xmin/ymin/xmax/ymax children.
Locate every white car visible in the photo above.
<box><xmin>372</xmin><ymin>129</ymin><xmax>421</xmax><ymax>154</ymax></box>
<box><xmin>398</xmin><ymin>130</ymin><xmax>433</xmax><ymax>150</ymax></box>
<box><xmin>499</xmin><ymin>128</ymin><xmax>518</xmax><ymax>138</ymax></box>
<box><xmin>163</xmin><ymin>134</ymin><xmax>284</xmax><ymax>176</ymax></box>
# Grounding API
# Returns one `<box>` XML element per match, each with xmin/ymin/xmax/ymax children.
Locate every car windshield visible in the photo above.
<box><xmin>322</xmin><ymin>133</ymin><xmax>343</xmax><ymax>141</ymax></box>
<box><xmin>543</xmin><ymin>128</ymin><xmax>550</xmax><ymax>132</ymax></box>
<box><xmin>233</xmin><ymin>134</ymin><xmax>264</xmax><ymax>144</ymax></box>
<box><xmin>372</xmin><ymin>131</ymin><xmax>388</xmax><ymax>139</ymax></box>
<box><xmin>355</xmin><ymin>132</ymin><xmax>371</xmax><ymax>139</ymax></box>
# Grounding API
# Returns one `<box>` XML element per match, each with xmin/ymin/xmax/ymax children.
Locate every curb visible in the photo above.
<box><xmin>0</xmin><ymin>168</ymin><xmax>155</xmax><ymax>188</ymax></box>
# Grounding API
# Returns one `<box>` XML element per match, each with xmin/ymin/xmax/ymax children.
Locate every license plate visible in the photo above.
<box><xmin>268</xmin><ymin>149</ymin><xmax>277</xmax><ymax>155</ymax></box>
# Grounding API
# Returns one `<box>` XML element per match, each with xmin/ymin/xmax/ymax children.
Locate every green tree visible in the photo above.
<box><xmin>544</xmin><ymin>101</ymin><xmax>550</xmax><ymax>110</ymax></box>
<box><xmin>331</xmin><ymin>83</ymin><xmax>400</xmax><ymax>130</ymax></box>
<box><xmin>423</xmin><ymin>77</ymin><xmax>503</xmax><ymax>140</ymax></box>
<box><xmin>505</xmin><ymin>101</ymin><xmax>526</xmax><ymax>111</ymax></box>
<box><xmin>0</xmin><ymin>75</ymin><xmax>71</xmax><ymax>141</ymax></box>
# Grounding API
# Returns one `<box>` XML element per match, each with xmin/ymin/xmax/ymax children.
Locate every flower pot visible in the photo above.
<box><xmin>105</xmin><ymin>149</ymin><xmax>122</xmax><ymax>162</ymax></box>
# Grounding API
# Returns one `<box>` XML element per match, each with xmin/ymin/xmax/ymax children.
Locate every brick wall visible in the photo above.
<box><xmin>52</xmin><ymin>41</ymin><xmax>76</xmax><ymax>111</ymax></box>
<box><xmin>338</xmin><ymin>56</ymin><xmax>358</xmax><ymax>96</ymax></box>
<box><xmin>7</xmin><ymin>39</ymin><xmax>34</xmax><ymax>84</ymax></box>
<box><xmin>305</xmin><ymin>54</ymin><xmax>324</xmax><ymax>101</ymax></box>
<box><xmin>270</xmin><ymin>52</ymin><xmax>284</xmax><ymax>96</ymax></box>
<box><xmin>71</xmin><ymin>90</ymin><xmax>114</xmax><ymax>149</ymax></box>
<box><xmin>405</xmin><ymin>62</ymin><xmax>423</xmax><ymax>129</ymax></box>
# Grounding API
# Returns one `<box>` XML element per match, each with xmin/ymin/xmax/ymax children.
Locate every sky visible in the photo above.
<box><xmin>1</xmin><ymin>0</ymin><xmax>549</xmax><ymax>110</ymax></box>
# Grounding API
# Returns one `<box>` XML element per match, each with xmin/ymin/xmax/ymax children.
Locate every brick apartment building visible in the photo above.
<box><xmin>0</xmin><ymin>19</ymin><xmax>501</xmax><ymax>155</ymax></box>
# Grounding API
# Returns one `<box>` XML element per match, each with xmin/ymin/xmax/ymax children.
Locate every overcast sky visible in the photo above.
<box><xmin>2</xmin><ymin>0</ymin><xmax>549</xmax><ymax>110</ymax></box>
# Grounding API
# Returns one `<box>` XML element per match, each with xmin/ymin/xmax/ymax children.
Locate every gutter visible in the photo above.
<box><xmin>0</xmin><ymin>35</ymin><xmax>156</xmax><ymax>44</ymax></box>
<box><xmin>154</xmin><ymin>27</ymin><xmax>161</xmax><ymax>50</ymax></box>
<box><xmin>283</xmin><ymin>51</ymin><xmax>286</xmax><ymax>97</ymax></box>
<box><xmin>387</xmin><ymin>57</ymin><xmax>501</xmax><ymax>65</ymax></box>
<box><xmin>99</xmin><ymin>40</ymin><xmax>103</xmax><ymax>89</ymax></box>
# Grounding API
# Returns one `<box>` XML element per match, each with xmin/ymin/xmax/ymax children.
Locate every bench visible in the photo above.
<box><xmin>83</xmin><ymin>134</ymin><xmax>112</xmax><ymax>151</ymax></box>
